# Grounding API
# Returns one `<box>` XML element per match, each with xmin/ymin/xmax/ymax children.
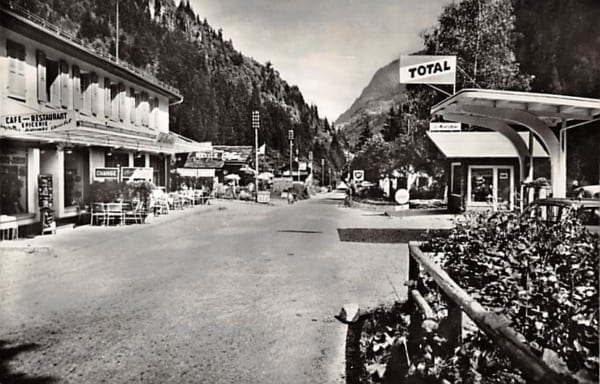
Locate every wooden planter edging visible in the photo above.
<box><xmin>407</xmin><ymin>241</ymin><xmax>574</xmax><ymax>384</ymax></box>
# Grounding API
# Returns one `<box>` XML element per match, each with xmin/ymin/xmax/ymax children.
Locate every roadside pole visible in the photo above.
<box><xmin>253</xmin><ymin>110</ymin><xmax>260</xmax><ymax>202</ymax></box>
<box><xmin>288</xmin><ymin>129</ymin><xmax>294</xmax><ymax>182</ymax></box>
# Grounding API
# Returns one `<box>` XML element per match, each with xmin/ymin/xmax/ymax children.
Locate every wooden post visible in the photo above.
<box><xmin>408</xmin><ymin>242</ymin><xmax>573</xmax><ymax>384</ymax></box>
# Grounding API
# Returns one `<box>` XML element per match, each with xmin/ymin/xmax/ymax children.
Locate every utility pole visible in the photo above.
<box><xmin>288</xmin><ymin>129</ymin><xmax>294</xmax><ymax>181</ymax></box>
<box><xmin>321</xmin><ymin>158</ymin><xmax>325</xmax><ymax>187</ymax></box>
<box><xmin>252</xmin><ymin>110</ymin><xmax>260</xmax><ymax>201</ymax></box>
<box><xmin>295</xmin><ymin>147</ymin><xmax>299</xmax><ymax>182</ymax></box>
<box><xmin>115</xmin><ymin>0</ymin><xmax>119</xmax><ymax>62</ymax></box>
<box><xmin>308</xmin><ymin>151</ymin><xmax>313</xmax><ymax>186</ymax></box>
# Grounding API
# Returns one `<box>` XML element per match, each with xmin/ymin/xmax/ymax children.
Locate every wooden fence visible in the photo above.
<box><xmin>407</xmin><ymin>241</ymin><xmax>574</xmax><ymax>384</ymax></box>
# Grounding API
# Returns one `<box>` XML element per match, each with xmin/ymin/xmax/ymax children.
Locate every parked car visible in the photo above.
<box><xmin>573</xmin><ymin>184</ymin><xmax>600</xmax><ymax>199</ymax></box>
<box><xmin>520</xmin><ymin>198</ymin><xmax>600</xmax><ymax>235</ymax></box>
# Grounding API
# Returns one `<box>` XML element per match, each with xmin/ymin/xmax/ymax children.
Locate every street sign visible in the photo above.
<box><xmin>399</xmin><ymin>55</ymin><xmax>456</xmax><ymax>85</ymax></box>
<box><xmin>353</xmin><ymin>170</ymin><xmax>364</xmax><ymax>182</ymax></box>
<box><xmin>429</xmin><ymin>122</ymin><xmax>461</xmax><ymax>132</ymax></box>
<box><xmin>395</xmin><ymin>188</ymin><xmax>410</xmax><ymax>204</ymax></box>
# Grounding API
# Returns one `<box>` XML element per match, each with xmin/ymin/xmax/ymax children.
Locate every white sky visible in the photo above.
<box><xmin>189</xmin><ymin>0</ymin><xmax>453</xmax><ymax>121</ymax></box>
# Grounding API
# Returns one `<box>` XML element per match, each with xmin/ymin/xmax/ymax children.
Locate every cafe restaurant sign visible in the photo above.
<box><xmin>399</xmin><ymin>55</ymin><xmax>456</xmax><ymax>85</ymax></box>
<box><xmin>1</xmin><ymin>111</ymin><xmax>75</xmax><ymax>133</ymax></box>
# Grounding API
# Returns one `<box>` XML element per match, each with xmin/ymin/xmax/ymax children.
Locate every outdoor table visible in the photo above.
<box><xmin>0</xmin><ymin>215</ymin><xmax>18</xmax><ymax>240</ymax></box>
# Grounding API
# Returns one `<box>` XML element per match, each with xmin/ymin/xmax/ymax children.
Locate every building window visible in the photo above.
<box><xmin>468</xmin><ymin>166</ymin><xmax>514</xmax><ymax>211</ymax></box>
<box><xmin>60</xmin><ymin>60</ymin><xmax>69</xmax><ymax>108</ymax></box>
<box><xmin>470</xmin><ymin>168</ymin><xmax>494</xmax><ymax>203</ymax></box>
<box><xmin>64</xmin><ymin>149</ymin><xmax>86</xmax><ymax>208</ymax></box>
<box><xmin>110</xmin><ymin>82</ymin><xmax>119</xmax><ymax>121</ymax></box>
<box><xmin>129</xmin><ymin>88</ymin><xmax>136</xmax><ymax>124</ymax></box>
<box><xmin>46</xmin><ymin>58</ymin><xmax>60</xmax><ymax>106</ymax></box>
<box><xmin>37</xmin><ymin>50</ymin><xmax>47</xmax><ymax>102</ymax></box>
<box><xmin>73</xmin><ymin>65</ymin><xmax>81</xmax><ymax>111</ymax></box>
<box><xmin>135</xmin><ymin>92</ymin><xmax>142</xmax><ymax>126</ymax></box>
<box><xmin>7</xmin><ymin>40</ymin><xmax>26</xmax><ymax>100</ymax></box>
<box><xmin>104</xmin><ymin>151</ymin><xmax>129</xmax><ymax>168</ymax></box>
<box><xmin>0</xmin><ymin>147</ymin><xmax>28</xmax><ymax>215</ymax></box>
<box><xmin>141</xmin><ymin>92</ymin><xmax>149</xmax><ymax>127</ymax></box>
<box><xmin>118</xmin><ymin>83</ymin><xmax>127</xmax><ymax>122</ymax></box>
<box><xmin>90</xmin><ymin>73</ymin><xmax>99</xmax><ymax>116</ymax></box>
<box><xmin>81</xmin><ymin>72</ymin><xmax>92</xmax><ymax>114</ymax></box>
<box><xmin>149</xmin><ymin>155</ymin><xmax>165</xmax><ymax>186</ymax></box>
<box><xmin>153</xmin><ymin>97</ymin><xmax>160</xmax><ymax>129</ymax></box>
<box><xmin>104</xmin><ymin>78</ymin><xmax>112</xmax><ymax>118</ymax></box>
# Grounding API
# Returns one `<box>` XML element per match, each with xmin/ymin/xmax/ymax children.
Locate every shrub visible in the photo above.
<box><xmin>422</xmin><ymin>211</ymin><xmax>599</xmax><ymax>380</ymax></box>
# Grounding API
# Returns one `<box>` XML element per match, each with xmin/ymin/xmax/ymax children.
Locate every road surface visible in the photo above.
<box><xmin>0</xmin><ymin>194</ymin><xmax>409</xmax><ymax>383</ymax></box>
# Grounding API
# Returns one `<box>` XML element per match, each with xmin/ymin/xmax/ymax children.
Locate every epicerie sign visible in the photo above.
<box><xmin>1</xmin><ymin>111</ymin><xmax>75</xmax><ymax>133</ymax></box>
<box><xmin>429</xmin><ymin>122</ymin><xmax>461</xmax><ymax>132</ymax></box>
<box><xmin>399</xmin><ymin>55</ymin><xmax>456</xmax><ymax>85</ymax></box>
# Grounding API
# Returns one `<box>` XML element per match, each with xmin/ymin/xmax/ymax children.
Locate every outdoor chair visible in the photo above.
<box><xmin>170</xmin><ymin>193</ymin><xmax>183</xmax><ymax>210</ymax></box>
<box><xmin>124</xmin><ymin>201</ymin><xmax>144</xmax><ymax>224</ymax></box>
<box><xmin>91</xmin><ymin>203</ymin><xmax>107</xmax><ymax>226</ymax></box>
<box><xmin>105</xmin><ymin>203</ymin><xmax>124</xmax><ymax>225</ymax></box>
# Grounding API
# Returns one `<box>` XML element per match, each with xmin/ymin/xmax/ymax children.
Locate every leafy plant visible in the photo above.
<box><xmin>422</xmin><ymin>211</ymin><xmax>599</xmax><ymax>380</ymax></box>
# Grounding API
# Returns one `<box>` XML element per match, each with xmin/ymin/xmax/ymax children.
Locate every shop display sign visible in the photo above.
<box><xmin>1</xmin><ymin>111</ymin><xmax>75</xmax><ymax>133</ymax></box>
<box><xmin>121</xmin><ymin>167</ymin><xmax>153</xmax><ymax>182</ymax></box>
<box><xmin>257</xmin><ymin>191</ymin><xmax>271</xmax><ymax>204</ymax></box>
<box><xmin>94</xmin><ymin>167</ymin><xmax>119</xmax><ymax>181</ymax></box>
<box><xmin>429</xmin><ymin>122</ymin><xmax>461</xmax><ymax>132</ymax></box>
<box><xmin>400</xmin><ymin>55</ymin><xmax>456</xmax><ymax>85</ymax></box>
<box><xmin>38</xmin><ymin>174</ymin><xmax>54</xmax><ymax>208</ymax></box>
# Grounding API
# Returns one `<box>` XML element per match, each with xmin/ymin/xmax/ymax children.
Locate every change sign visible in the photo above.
<box><xmin>399</xmin><ymin>55</ymin><xmax>456</xmax><ymax>85</ymax></box>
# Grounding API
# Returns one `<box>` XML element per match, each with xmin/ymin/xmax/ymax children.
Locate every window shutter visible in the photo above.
<box><xmin>129</xmin><ymin>88</ymin><xmax>136</xmax><ymax>124</ymax></box>
<box><xmin>72</xmin><ymin>65</ymin><xmax>81</xmax><ymax>111</ymax></box>
<box><xmin>7</xmin><ymin>41</ymin><xmax>26</xmax><ymax>99</ymax></box>
<box><xmin>141</xmin><ymin>92</ymin><xmax>149</xmax><ymax>126</ymax></box>
<box><xmin>104</xmin><ymin>78</ymin><xmax>111</xmax><ymax>118</ymax></box>
<box><xmin>154</xmin><ymin>97</ymin><xmax>160</xmax><ymax>129</ymax></box>
<box><xmin>90</xmin><ymin>73</ymin><xmax>98</xmax><ymax>116</ymax></box>
<box><xmin>60</xmin><ymin>60</ymin><xmax>69</xmax><ymax>108</ymax></box>
<box><xmin>37</xmin><ymin>50</ymin><xmax>47</xmax><ymax>102</ymax></box>
<box><xmin>118</xmin><ymin>83</ymin><xmax>126</xmax><ymax>122</ymax></box>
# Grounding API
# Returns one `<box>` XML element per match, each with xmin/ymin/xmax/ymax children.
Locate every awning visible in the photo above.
<box><xmin>176</xmin><ymin>168</ymin><xmax>215</xmax><ymax>178</ymax></box>
<box><xmin>430</xmin><ymin>89</ymin><xmax>600</xmax><ymax>197</ymax></box>
<box><xmin>1</xmin><ymin>113</ymin><xmax>211</xmax><ymax>155</ymax></box>
<box><xmin>427</xmin><ymin>131</ymin><xmax>548</xmax><ymax>158</ymax></box>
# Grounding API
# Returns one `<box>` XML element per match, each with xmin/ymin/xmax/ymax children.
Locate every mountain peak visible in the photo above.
<box><xmin>335</xmin><ymin>59</ymin><xmax>406</xmax><ymax>129</ymax></box>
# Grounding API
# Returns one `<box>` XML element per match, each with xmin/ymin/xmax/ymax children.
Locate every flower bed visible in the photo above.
<box><xmin>348</xmin><ymin>211</ymin><xmax>598</xmax><ymax>383</ymax></box>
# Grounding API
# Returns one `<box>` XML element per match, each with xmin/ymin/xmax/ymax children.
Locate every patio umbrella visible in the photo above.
<box><xmin>257</xmin><ymin>172</ymin><xmax>274</xmax><ymax>181</ymax></box>
<box><xmin>224</xmin><ymin>174</ymin><xmax>241</xmax><ymax>181</ymax></box>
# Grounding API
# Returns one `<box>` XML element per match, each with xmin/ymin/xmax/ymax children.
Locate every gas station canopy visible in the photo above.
<box><xmin>430</xmin><ymin>89</ymin><xmax>600</xmax><ymax>197</ymax></box>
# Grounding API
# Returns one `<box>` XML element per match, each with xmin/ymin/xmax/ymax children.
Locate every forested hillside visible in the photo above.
<box><xmin>11</xmin><ymin>0</ymin><xmax>346</xmax><ymax>174</ymax></box>
<box><xmin>339</xmin><ymin>0</ymin><xmax>599</xmax><ymax>185</ymax></box>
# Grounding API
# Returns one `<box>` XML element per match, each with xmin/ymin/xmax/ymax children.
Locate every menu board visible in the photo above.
<box><xmin>38</xmin><ymin>174</ymin><xmax>53</xmax><ymax>208</ymax></box>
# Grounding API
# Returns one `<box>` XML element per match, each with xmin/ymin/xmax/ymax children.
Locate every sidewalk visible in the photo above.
<box><xmin>0</xmin><ymin>202</ymin><xmax>222</xmax><ymax>252</ymax></box>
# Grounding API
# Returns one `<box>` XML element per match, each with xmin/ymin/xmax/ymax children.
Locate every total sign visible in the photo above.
<box><xmin>399</xmin><ymin>55</ymin><xmax>456</xmax><ymax>85</ymax></box>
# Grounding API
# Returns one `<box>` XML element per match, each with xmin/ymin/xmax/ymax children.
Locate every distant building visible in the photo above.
<box><xmin>428</xmin><ymin>131</ymin><xmax>549</xmax><ymax>212</ymax></box>
<box><xmin>0</xmin><ymin>2</ymin><xmax>208</xmax><ymax>229</ymax></box>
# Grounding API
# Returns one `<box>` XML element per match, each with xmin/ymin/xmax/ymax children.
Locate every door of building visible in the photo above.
<box><xmin>467</xmin><ymin>165</ymin><xmax>514</xmax><ymax>211</ymax></box>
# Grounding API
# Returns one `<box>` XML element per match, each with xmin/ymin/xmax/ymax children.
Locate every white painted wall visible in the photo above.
<box><xmin>1</xmin><ymin>26</ymin><xmax>173</xmax><ymax>135</ymax></box>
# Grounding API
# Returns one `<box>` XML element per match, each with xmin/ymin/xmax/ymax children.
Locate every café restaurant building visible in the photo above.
<box><xmin>0</xmin><ymin>3</ymin><xmax>208</xmax><ymax>228</ymax></box>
